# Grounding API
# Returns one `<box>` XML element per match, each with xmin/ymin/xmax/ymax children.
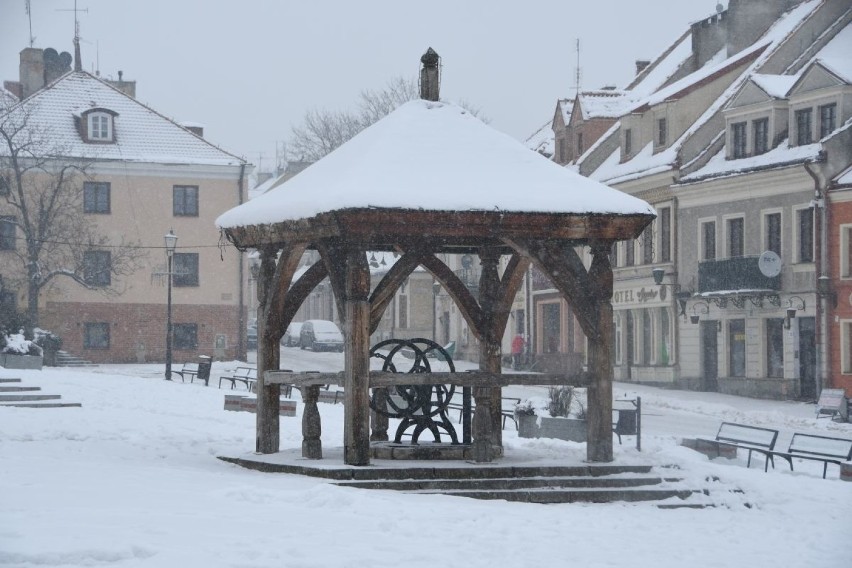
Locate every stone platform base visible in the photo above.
<box><xmin>369</xmin><ymin>441</ymin><xmax>504</xmax><ymax>461</ymax></box>
<box><xmin>680</xmin><ymin>438</ymin><xmax>739</xmax><ymax>460</ymax></box>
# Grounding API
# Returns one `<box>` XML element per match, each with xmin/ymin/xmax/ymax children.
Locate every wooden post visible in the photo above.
<box><xmin>586</xmin><ymin>242</ymin><xmax>614</xmax><ymax>462</ymax></box>
<box><xmin>301</xmin><ymin>385</ymin><xmax>322</xmax><ymax>458</ymax></box>
<box><xmin>474</xmin><ymin>247</ymin><xmax>502</xmax><ymax>461</ymax></box>
<box><xmin>370</xmin><ymin>388</ymin><xmax>389</xmax><ymax>441</ymax></box>
<box><xmin>256</xmin><ymin>247</ymin><xmax>281</xmax><ymax>454</ymax></box>
<box><xmin>343</xmin><ymin>247</ymin><xmax>371</xmax><ymax>465</ymax></box>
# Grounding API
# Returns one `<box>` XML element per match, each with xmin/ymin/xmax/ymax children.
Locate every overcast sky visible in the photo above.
<box><xmin>1</xmin><ymin>1</ymin><xmax>718</xmax><ymax>175</ymax></box>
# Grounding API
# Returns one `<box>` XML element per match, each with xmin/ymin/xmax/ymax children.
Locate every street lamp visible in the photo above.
<box><xmin>164</xmin><ymin>229</ymin><xmax>178</xmax><ymax>380</ymax></box>
<box><xmin>432</xmin><ymin>281</ymin><xmax>441</xmax><ymax>342</ymax></box>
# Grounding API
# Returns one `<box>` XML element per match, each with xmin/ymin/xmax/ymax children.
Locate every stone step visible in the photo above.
<box><xmin>421</xmin><ymin>487</ymin><xmax>698</xmax><ymax>504</ymax></box>
<box><xmin>0</xmin><ymin>386</ymin><xmax>41</xmax><ymax>392</ymax></box>
<box><xmin>55</xmin><ymin>351</ymin><xmax>95</xmax><ymax>367</ymax></box>
<box><xmin>0</xmin><ymin>402</ymin><xmax>82</xmax><ymax>408</ymax></box>
<box><xmin>335</xmin><ymin>475</ymin><xmax>679</xmax><ymax>492</ymax></box>
<box><xmin>0</xmin><ymin>378</ymin><xmax>22</xmax><ymax>383</ymax></box>
<box><xmin>0</xmin><ymin>393</ymin><xmax>61</xmax><ymax>402</ymax></box>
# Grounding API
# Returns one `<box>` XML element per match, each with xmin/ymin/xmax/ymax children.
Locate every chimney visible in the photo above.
<box><xmin>419</xmin><ymin>47</ymin><xmax>440</xmax><ymax>101</ymax></box>
<box><xmin>106</xmin><ymin>70</ymin><xmax>137</xmax><ymax>98</ymax></box>
<box><xmin>180</xmin><ymin>122</ymin><xmax>204</xmax><ymax>138</ymax></box>
<box><xmin>635</xmin><ymin>60</ymin><xmax>651</xmax><ymax>75</ymax></box>
<box><xmin>19</xmin><ymin>48</ymin><xmax>44</xmax><ymax>99</ymax></box>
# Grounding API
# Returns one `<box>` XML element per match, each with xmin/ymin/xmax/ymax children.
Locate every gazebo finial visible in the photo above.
<box><xmin>419</xmin><ymin>47</ymin><xmax>441</xmax><ymax>102</ymax></box>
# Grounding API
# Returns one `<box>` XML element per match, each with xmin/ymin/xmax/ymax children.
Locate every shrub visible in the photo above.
<box><xmin>1</xmin><ymin>331</ymin><xmax>42</xmax><ymax>356</ymax></box>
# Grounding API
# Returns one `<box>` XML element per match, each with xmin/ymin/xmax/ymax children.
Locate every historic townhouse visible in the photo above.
<box><xmin>573</xmin><ymin>0</ymin><xmax>849</xmax><ymax>397</ymax></box>
<box><xmin>1</xmin><ymin>48</ymin><xmax>250</xmax><ymax>363</ymax></box>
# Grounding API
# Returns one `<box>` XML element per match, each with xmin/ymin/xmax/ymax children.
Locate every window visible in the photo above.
<box><xmin>0</xmin><ymin>216</ymin><xmax>15</xmax><ymax>250</ymax></box>
<box><xmin>765</xmin><ymin>212</ymin><xmax>781</xmax><ymax>255</ymax></box>
<box><xmin>84</xmin><ymin>323</ymin><xmax>110</xmax><ymax>349</ymax></box>
<box><xmin>842</xmin><ymin>321</ymin><xmax>852</xmax><ymax>373</ymax></box>
<box><xmin>795</xmin><ymin>108</ymin><xmax>812</xmax><ymax>145</ymax></box>
<box><xmin>624</xmin><ymin>128</ymin><xmax>632</xmax><ymax>155</ymax></box>
<box><xmin>660</xmin><ymin>309</ymin><xmax>671</xmax><ymax>365</ymax></box>
<box><xmin>798</xmin><ymin>208</ymin><xmax>814</xmax><ymax>263</ymax></box>
<box><xmin>83</xmin><ymin>182</ymin><xmax>111</xmax><ymax>214</ymax></box>
<box><xmin>173</xmin><ymin>185</ymin><xmax>199</xmax><ymax>216</ymax></box>
<box><xmin>625</xmin><ymin>238</ymin><xmax>635</xmax><ymax>266</ymax></box>
<box><xmin>842</xmin><ymin>226</ymin><xmax>852</xmax><ymax>278</ymax></box>
<box><xmin>659</xmin><ymin>207</ymin><xmax>671</xmax><ymax>262</ymax></box>
<box><xmin>729</xmin><ymin>319</ymin><xmax>745</xmax><ymax>377</ymax></box>
<box><xmin>542</xmin><ymin>302</ymin><xmax>561</xmax><ymax>353</ymax></box>
<box><xmin>732</xmin><ymin>121</ymin><xmax>747</xmax><ymax>158</ymax></box>
<box><xmin>173</xmin><ymin>252</ymin><xmax>199</xmax><ymax>287</ymax></box>
<box><xmin>576</xmin><ymin>132</ymin><xmax>584</xmax><ymax>156</ymax></box>
<box><xmin>610</xmin><ymin>242</ymin><xmax>619</xmax><ymax>267</ymax></box>
<box><xmin>766</xmin><ymin>318</ymin><xmax>784</xmax><ymax>378</ymax></box>
<box><xmin>727</xmin><ymin>217</ymin><xmax>744</xmax><ymax>258</ymax></box>
<box><xmin>641</xmin><ymin>309</ymin><xmax>653</xmax><ymax>364</ymax></box>
<box><xmin>819</xmin><ymin>103</ymin><xmax>836</xmax><ymax>138</ymax></box>
<box><xmin>614</xmin><ymin>314</ymin><xmax>622</xmax><ymax>365</ymax></box>
<box><xmin>702</xmin><ymin>221</ymin><xmax>716</xmax><ymax>261</ymax></box>
<box><xmin>83</xmin><ymin>250</ymin><xmax>111</xmax><ymax>286</ymax></box>
<box><xmin>398</xmin><ymin>293</ymin><xmax>408</xmax><ymax>328</ymax></box>
<box><xmin>0</xmin><ymin>174</ymin><xmax>8</xmax><ymax>195</ymax></box>
<box><xmin>173</xmin><ymin>323</ymin><xmax>198</xmax><ymax>350</ymax></box>
<box><xmin>657</xmin><ymin>118</ymin><xmax>667</xmax><ymax>147</ymax></box>
<box><xmin>87</xmin><ymin>112</ymin><xmax>113</xmax><ymax>142</ymax></box>
<box><xmin>642</xmin><ymin>223</ymin><xmax>653</xmax><ymax>264</ymax></box>
<box><xmin>753</xmin><ymin>118</ymin><xmax>768</xmax><ymax>155</ymax></box>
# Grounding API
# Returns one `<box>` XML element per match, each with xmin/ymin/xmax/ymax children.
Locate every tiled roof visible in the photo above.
<box><xmin>1</xmin><ymin>71</ymin><xmax>245</xmax><ymax>166</ymax></box>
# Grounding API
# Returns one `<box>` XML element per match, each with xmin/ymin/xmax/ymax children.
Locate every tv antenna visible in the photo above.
<box><xmin>575</xmin><ymin>39</ymin><xmax>582</xmax><ymax>95</ymax></box>
<box><xmin>25</xmin><ymin>0</ymin><xmax>36</xmax><ymax>47</ymax></box>
<box><xmin>56</xmin><ymin>1</ymin><xmax>88</xmax><ymax>70</ymax></box>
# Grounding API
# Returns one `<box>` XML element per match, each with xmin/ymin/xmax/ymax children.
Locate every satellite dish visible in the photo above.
<box><xmin>758</xmin><ymin>251</ymin><xmax>782</xmax><ymax>278</ymax></box>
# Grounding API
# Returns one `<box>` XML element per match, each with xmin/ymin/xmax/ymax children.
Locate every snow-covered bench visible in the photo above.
<box><xmin>171</xmin><ymin>362</ymin><xmax>199</xmax><ymax>383</ymax></box>
<box><xmin>771</xmin><ymin>433</ymin><xmax>852</xmax><ymax>479</ymax></box>
<box><xmin>711</xmin><ymin>422</ymin><xmax>780</xmax><ymax>471</ymax></box>
<box><xmin>218</xmin><ymin>367</ymin><xmax>256</xmax><ymax>391</ymax></box>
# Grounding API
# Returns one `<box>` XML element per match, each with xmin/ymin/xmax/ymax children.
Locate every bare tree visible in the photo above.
<box><xmin>288</xmin><ymin>76</ymin><xmax>488</xmax><ymax>162</ymax></box>
<box><xmin>0</xmin><ymin>99</ymin><xmax>146</xmax><ymax>330</ymax></box>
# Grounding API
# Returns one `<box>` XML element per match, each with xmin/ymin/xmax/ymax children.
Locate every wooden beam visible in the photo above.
<box><xmin>316</xmin><ymin>241</ymin><xmax>347</xmax><ymax>321</ymax></box>
<box><xmin>265</xmin><ymin>370</ymin><xmax>592</xmax><ymax>388</ymax></box>
<box><xmin>265</xmin><ymin>243</ymin><xmax>307</xmax><ymax>343</ymax></box>
<box><xmin>413</xmin><ymin>252</ymin><xmax>486</xmax><ymax>341</ymax></box>
<box><xmin>279</xmin><ymin>261</ymin><xmax>329</xmax><ymax>331</ymax></box>
<box><xmin>585</xmin><ymin>242</ymin><xmax>615</xmax><ymax>463</ymax></box>
<box><xmin>493</xmin><ymin>253</ymin><xmax>531</xmax><ymax>336</ymax></box>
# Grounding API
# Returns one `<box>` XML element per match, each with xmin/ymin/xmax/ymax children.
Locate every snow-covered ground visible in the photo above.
<box><xmin>2</xmin><ymin>349</ymin><xmax>851</xmax><ymax>567</ymax></box>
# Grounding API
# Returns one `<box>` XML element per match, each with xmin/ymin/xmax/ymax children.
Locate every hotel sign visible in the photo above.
<box><xmin>612</xmin><ymin>286</ymin><xmax>668</xmax><ymax>307</ymax></box>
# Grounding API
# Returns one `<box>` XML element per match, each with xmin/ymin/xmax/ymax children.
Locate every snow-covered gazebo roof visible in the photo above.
<box><xmin>217</xmin><ymin>99</ymin><xmax>654</xmax><ymax>252</ymax></box>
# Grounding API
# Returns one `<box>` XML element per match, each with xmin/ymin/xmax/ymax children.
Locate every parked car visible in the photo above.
<box><xmin>300</xmin><ymin>320</ymin><xmax>344</xmax><ymax>352</ymax></box>
<box><xmin>281</xmin><ymin>322</ymin><xmax>304</xmax><ymax>347</ymax></box>
<box><xmin>247</xmin><ymin>320</ymin><xmax>257</xmax><ymax>350</ymax></box>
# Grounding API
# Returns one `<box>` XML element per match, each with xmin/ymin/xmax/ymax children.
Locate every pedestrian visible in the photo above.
<box><xmin>511</xmin><ymin>334</ymin><xmax>525</xmax><ymax>370</ymax></box>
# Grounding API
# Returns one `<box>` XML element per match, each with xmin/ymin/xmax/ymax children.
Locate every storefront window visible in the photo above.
<box><xmin>642</xmin><ymin>309</ymin><xmax>653</xmax><ymax>364</ymax></box>
<box><xmin>542</xmin><ymin>303</ymin><xmax>561</xmax><ymax>353</ymax></box>
<box><xmin>660</xmin><ymin>309</ymin><xmax>670</xmax><ymax>365</ymax></box>
<box><xmin>729</xmin><ymin>319</ymin><xmax>745</xmax><ymax>377</ymax></box>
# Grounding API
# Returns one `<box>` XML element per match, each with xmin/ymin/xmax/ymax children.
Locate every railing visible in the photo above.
<box><xmin>698</xmin><ymin>256</ymin><xmax>780</xmax><ymax>293</ymax></box>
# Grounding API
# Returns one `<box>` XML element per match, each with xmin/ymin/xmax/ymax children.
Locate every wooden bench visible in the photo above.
<box><xmin>448</xmin><ymin>396</ymin><xmax>520</xmax><ymax>430</ymax></box>
<box><xmin>218</xmin><ymin>367</ymin><xmax>257</xmax><ymax>391</ymax></box>
<box><xmin>771</xmin><ymin>433</ymin><xmax>852</xmax><ymax>479</ymax></box>
<box><xmin>710</xmin><ymin>422</ymin><xmax>780</xmax><ymax>471</ymax></box>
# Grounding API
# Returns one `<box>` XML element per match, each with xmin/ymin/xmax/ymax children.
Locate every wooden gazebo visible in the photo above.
<box><xmin>217</xmin><ymin>50</ymin><xmax>654</xmax><ymax>466</ymax></box>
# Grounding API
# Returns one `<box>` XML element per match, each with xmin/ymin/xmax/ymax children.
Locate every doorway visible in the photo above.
<box><xmin>798</xmin><ymin>317</ymin><xmax>816</xmax><ymax>400</ymax></box>
<box><xmin>701</xmin><ymin>321</ymin><xmax>718</xmax><ymax>392</ymax></box>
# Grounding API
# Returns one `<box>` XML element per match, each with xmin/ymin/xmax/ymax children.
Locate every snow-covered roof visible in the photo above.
<box><xmin>1</xmin><ymin>71</ymin><xmax>245</xmax><ymax>166</ymax></box>
<box><xmin>524</xmin><ymin>119</ymin><xmax>554</xmax><ymax>157</ymax></box>
<box><xmin>679</xmin><ymin>140</ymin><xmax>822</xmax><ymax>184</ymax></box>
<box><xmin>556</xmin><ymin>98</ymin><xmax>573</xmax><ymax>126</ymax></box>
<box><xmin>625</xmin><ymin>30</ymin><xmax>694</xmax><ymax>98</ymax></box>
<box><xmin>588</xmin><ymin>0</ymin><xmax>824</xmax><ymax>185</ymax></box>
<box><xmin>216</xmin><ymin>100</ymin><xmax>654</xmax><ymax>230</ymax></box>
<box><xmin>836</xmin><ymin>164</ymin><xmax>852</xmax><ymax>186</ymax></box>
<box><xmin>751</xmin><ymin>74</ymin><xmax>798</xmax><ymax>98</ymax></box>
<box><xmin>577</xmin><ymin>90</ymin><xmax>630</xmax><ymax>119</ymax></box>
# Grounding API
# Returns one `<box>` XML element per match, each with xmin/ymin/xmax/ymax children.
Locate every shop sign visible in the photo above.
<box><xmin>613</xmin><ymin>286</ymin><xmax>666</xmax><ymax>306</ymax></box>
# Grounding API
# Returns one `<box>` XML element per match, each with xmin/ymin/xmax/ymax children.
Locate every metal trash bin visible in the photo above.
<box><xmin>197</xmin><ymin>355</ymin><xmax>212</xmax><ymax>386</ymax></box>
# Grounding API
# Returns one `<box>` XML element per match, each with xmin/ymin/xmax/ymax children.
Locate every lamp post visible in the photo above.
<box><xmin>432</xmin><ymin>281</ymin><xmax>441</xmax><ymax>342</ymax></box>
<box><xmin>164</xmin><ymin>230</ymin><xmax>178</xmax><ymax>380</ymax></box>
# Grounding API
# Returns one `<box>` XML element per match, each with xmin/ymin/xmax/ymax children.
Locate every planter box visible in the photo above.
<box><xmin>0</xmin><ymin>354</ymin><xmax>43</xmax><ymax>370</ymax></box>
<box><xmin>517</xmin><ymin>413</ymin><xmax>587</xmax><ymax>442</ymax></box>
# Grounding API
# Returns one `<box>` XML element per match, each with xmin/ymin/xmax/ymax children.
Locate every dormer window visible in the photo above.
<box><xmin>80</xmin><ymin>108</ymin><xmax>118</xmax><ymax>143</ymax></box>
<box><xmin>89</xmin><ymin>113</ymin><xmax>111</xmax><ymax>140</ymax></box>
